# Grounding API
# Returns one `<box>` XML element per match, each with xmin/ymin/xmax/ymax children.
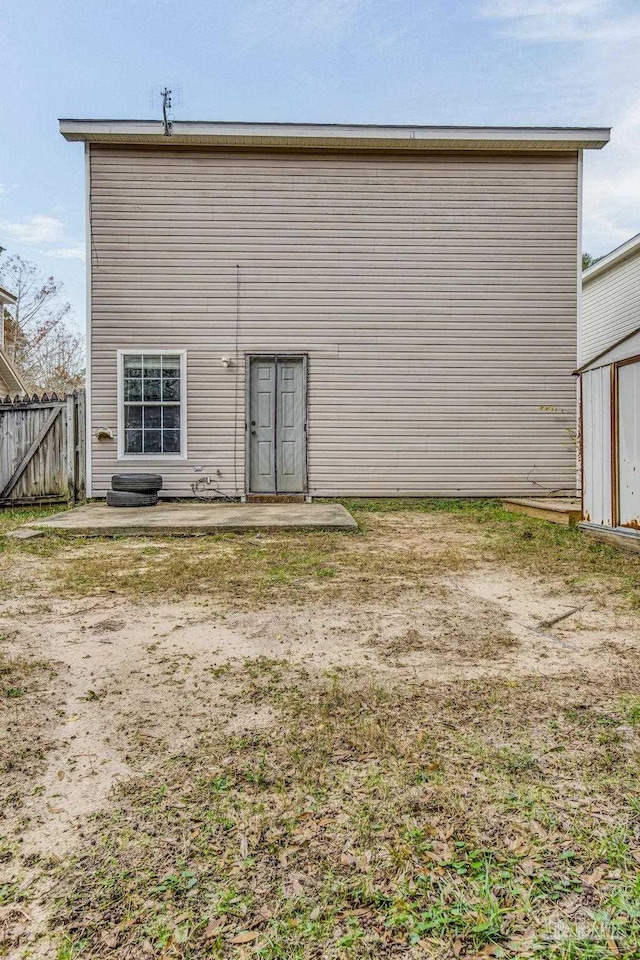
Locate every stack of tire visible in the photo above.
<box><xmin>106</xmin><ymin>473</ymin><xmax>163</xmax><ymax>508</ymax></box>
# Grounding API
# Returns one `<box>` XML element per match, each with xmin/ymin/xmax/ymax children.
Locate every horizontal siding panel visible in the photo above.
<box><xmin>91</xmin><ymin>205</ymin><xmax>576</xmax><ymax>216</ymax></box>
<box><xmin>89</xmin><ymin>145</ymin><xmax>578</xmax><ymax>497</ymax></box>
<box><xmin>581</xmin><ymin>252</ymin><xmax>640</xmax><ymax>365</ymax></box>
<box><xmin>92</xmin><ymin>198</ymin><xmax>578</xmax><ymax>210</ymax></box>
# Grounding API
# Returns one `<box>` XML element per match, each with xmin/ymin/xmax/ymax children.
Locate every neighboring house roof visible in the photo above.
<box><xmin>583</xmin><ymin>231</ymin><xmax>640</xmax><ymax>285</ymax></box>
<box><xmin>0</xmin><ymin>286</ymin><xmax>18</xmax><ymax>306</ymax></box>
<box><xmin>0</xmin><ymin>350</ymin><xmax>28</xmax><ymax>396</ymax></box>
<box><xmin>59</xmin><ymin>119</ymin><xmax>611</xmax><ymax>152</ymax></box>
<box><xmin>0</xmin><ymin>287</ymin><xmax>28</xmax><ymax>396</ymax></box>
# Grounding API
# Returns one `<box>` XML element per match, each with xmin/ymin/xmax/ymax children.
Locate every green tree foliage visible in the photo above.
<box><xmin>582</xmin><ymin>252</ymin><xmax>600</xmax><ymax>270</ymax></box>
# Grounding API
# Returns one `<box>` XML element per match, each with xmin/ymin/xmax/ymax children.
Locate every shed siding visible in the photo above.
<box><xmin>89</xmin><ymin>146</ymin><xmax>578</xmax><ymax>496</ymax></box>
<box><xmin>581</xmin><ymin>250</ymin><xmax>640</xmax><ymax>366</ymax></box>
<box><xmin>582</xmin><ymin>329</ymin><xmax>640</xmax><ymax>372</ymax></box>
<box><xmin>581</xmin><ymin>366</ymin><xmax>612</xmax><ymax>526</ymax></box>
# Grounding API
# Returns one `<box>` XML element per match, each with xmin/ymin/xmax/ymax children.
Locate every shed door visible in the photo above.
<box><xmin>248</xmin><ymin>357</ymin><xmax>305</xmax><ymax>493</ymax></box>
<box><xmin>618</xmin><ymin>359</ymin><xmax>640</xmax><ymax>528</ymax></box>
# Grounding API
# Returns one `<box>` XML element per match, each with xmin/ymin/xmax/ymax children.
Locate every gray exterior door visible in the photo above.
<box><xmin>249</xmin><ymin>358</ymin><xmax>276</xmax><ymax>492</ymax></box>
<box><xmin>248</xmin><ymin>356</ymin><xmax>305</xmax><ymax>493</ymax></box>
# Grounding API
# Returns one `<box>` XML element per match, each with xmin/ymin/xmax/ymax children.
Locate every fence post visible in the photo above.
<box><xmin>76</xmin><ymin>391</ymin><xmax>86</xmax><ymax>499</ymax></box>
<box><xmin>66</xmin><ymin>393</ymin><xmax>77</xmax><ymax>502</ymax></box>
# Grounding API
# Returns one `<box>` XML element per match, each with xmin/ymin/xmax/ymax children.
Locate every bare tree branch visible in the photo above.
<box><xmin>0</xmin><ymin>253</ymin><xmax>85</xmax><ymax>393</ymax></box>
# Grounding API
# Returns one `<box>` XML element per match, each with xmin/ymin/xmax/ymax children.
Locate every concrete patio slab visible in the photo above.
<box><xmin>5</xmin><ymin>528</ymin><xmax>46</xmax><ymax>540</ymax></box>
<box><xmin>25</xmin><ymin>501</ymin><xmax>358</xmax><ymax>536</ymax></box>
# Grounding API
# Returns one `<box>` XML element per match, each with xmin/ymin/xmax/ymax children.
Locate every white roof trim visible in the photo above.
<box><xmin>583</xmin><ymin>231</ymin><xmax>640</xmax><ymax>284</ymax></box>
<box><xmin>0</xmin><ymin>349</ymin><xmax>28</xmax><ymax>396</ymax></box>
<box><xmin>0</xmin><ymin>286</ymin><xmax>17</xmax><ymax>305</ymax></box>
<box><xmin>59</xmin><ymin>119</ymin><xmax>611</xmax><ymax>152</ymax></box>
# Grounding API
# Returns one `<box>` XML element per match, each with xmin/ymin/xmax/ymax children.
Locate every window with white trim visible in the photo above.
<box><xmin>121</xmin><ymin>353</ymin><xmax>184</xmax><ymax>455</ymax></box>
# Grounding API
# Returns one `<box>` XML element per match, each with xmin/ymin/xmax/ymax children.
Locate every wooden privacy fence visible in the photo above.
<box><xmin>0</xmin><ymin>391</ymin><xmax>86</xmax><ymax>506</ymax></box>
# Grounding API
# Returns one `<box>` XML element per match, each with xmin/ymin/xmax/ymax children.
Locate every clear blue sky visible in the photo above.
<box><xmin>2</xmin><ymin>0</ymin><xmax>639</xmax><ymax>332</ymax></box>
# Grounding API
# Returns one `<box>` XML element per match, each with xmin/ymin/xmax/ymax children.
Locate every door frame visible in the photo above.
<box><xmin>611</xmin><ymin>353</ymin><xmax>640</xmax><ymax>528</ymax></box>
<box><xmin>244</xmin><ymin>354</ymin><xmax>308</xmax><ymax>495</ymax></box>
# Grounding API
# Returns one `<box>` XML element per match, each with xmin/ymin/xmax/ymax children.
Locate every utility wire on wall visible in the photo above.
<box><xmin>191</xmin><ymin>265</ymin><xmax>241</xmax><ymax>502</ymax></box>
<box><xmin>233</xmin><ymin>264</ymin><xmax>241</xmax><ymax>496</ymax></box>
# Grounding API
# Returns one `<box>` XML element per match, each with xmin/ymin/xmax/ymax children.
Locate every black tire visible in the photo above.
<box><xmin>106</xmin><ymin>490</ymin><xmax>159</xmax><ymax>508</ymax></box>
<box><xmin>111</xmin><ymin>473</ymin><xmax>163</xmax><ymax>493</ymax></box>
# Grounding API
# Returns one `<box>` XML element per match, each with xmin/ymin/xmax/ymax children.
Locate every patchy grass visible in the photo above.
<box><xmin>1</xmin><ymin>499</ymin><xmax>639</xmax><ymax>957</ymax></box>
<box><xmin>0</xmin><ymin>504</ymin><xmax>77</xmax><ymax>580</ymax></box>
<box><xmin>0</xmin><ymin>498</ymin><xmax>635</xmax><ymax>608</ymax></box>
<box><xmin>342</xmin><ymin>499</ymin><xmax>640</xmax><ymax>607</ymax></box>
<box><xmin>52</xmin><ymin>668</ymin><xmax>640</xmax><ymax>958</ymax></box>
<box><xmin>52</xmin><ymin>527</ymin><xmax>469</xmax><ymax>606</ymax></box>
<box><xmin>0</xmin><ymin>651</ymin><xmax>58</xmax><ymax>813</ymax></box>
<box><xmin>13</xmin><ymin>498</ymin><xmax>633</xmax><ymax>610</ymax></box>
<box><xmin>0</xmin><ymin>503</ymin><xmax>70</xmax><ymax>536</ymax></box>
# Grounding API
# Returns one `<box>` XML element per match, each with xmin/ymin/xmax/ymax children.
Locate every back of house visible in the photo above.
<box><xmin>61</xmin><ymin>120</ymin><xmax>609</xmax><ymax>499</ymax></box>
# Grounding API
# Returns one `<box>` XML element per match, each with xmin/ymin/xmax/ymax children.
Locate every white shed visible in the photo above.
<box><xmin>580</xmin><ymin>234</ymin><xmax>640</xmax><ymax>550</ymax></box>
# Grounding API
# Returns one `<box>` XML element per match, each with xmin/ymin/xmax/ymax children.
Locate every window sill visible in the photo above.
<box><xmin>117</xmin><ymin>453</ymin><xmax>187</xmax><ymax>462</ymax></box>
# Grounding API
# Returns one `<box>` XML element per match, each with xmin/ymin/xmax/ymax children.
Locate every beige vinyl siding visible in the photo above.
<box><xmin>581</xmin><ymin>250</ymin><xmax>640</xmax><ymax>366</ymax></box>
<box><xmin>89</xmin><ymin>146</ymin><xmax>578</xmax><ymax>497</ymax></box>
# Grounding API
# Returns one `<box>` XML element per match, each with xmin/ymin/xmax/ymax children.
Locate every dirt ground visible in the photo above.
<box><xmin>1</xmin><ymin>505</ymin><xmax>640</xmax><ymax>959</ymax></box>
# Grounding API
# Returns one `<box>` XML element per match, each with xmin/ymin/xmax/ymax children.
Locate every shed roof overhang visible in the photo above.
<box><xmin>59</xmin><ymin>119</ymin><xmax>611</xmax><ymax>152</ymax></box>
